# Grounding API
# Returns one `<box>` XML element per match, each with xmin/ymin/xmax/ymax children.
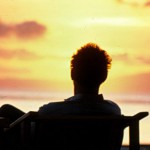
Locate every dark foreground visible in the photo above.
<box><xmin>121</xmin><ymin>145</ymin><xmax>150</xmax><ymax>150</ymax></box>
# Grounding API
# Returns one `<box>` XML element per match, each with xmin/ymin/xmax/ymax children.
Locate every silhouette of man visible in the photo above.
<box><xmin>38</xmin><ymin>43</ymin><xmax>121</xmax><ymax>115</ymax></box>
<box><xmin>0</xmin><ymin>43</ymin><xmax>121</xmax><ymax>122</ymax></box>
<box><xmin>0</xmin><ymin>43</ymin><xmax>122</xmax><ymax>150</ymax></box>
<box><xmin>37</xmin><ymin>43</ymin><xmax>122</xmax><ymax>150</ymax></box>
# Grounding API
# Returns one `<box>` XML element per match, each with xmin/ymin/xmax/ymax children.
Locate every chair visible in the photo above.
<box><xmin>4</xmin><ymin>111</ymin><xmax>149</xmax><ymax>150</ymax></box>
<box><xmin>0</xmin><ymin>117</ymin><xmax>9</xmax><ymax>133</ymax></box>
<box><xmin>0</xmin><ymin>117</ymin><xmax>9</xmax><ymax>149</ymax></box>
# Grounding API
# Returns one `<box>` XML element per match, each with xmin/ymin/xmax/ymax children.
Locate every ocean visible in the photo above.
<box><xmin>0</xmin><ymin>90</ymin><xmax>150</xmax><ymax>145</ymax></box>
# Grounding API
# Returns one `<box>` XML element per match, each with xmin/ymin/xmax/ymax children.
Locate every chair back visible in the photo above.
<box><xmin>34</xmin><ymin>115</ymin><xmax>124</xmax><ymax>150</ymax></box>
<box><xmin>7</xmin><ymin>111</ymin><xmax>149</xmax><ymax>150</ymax></box>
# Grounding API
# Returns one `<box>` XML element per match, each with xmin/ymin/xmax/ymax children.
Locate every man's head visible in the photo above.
<box><xmin>71</xmin><ymin>43</ymin><xmax>112</xmax><ymax>89</ymax></box>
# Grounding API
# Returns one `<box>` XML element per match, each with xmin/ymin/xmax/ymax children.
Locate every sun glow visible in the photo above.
<box><xmin>74</xmin><ymin>17</ymin><xmax>149</xmax><ymax>27</ymax></box>
<box><xmin>0</xmin><ymin>0</ymin><xmax>149</xmax><ymax>94</ymax></box>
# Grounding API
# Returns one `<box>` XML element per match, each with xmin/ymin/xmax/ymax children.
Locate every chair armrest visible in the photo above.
<box><xmin>129</xmin><ymin>112</ymin><xmax>149</xmax><ymax>150</ymax></box>
<box><xmin>133</xmin><ymin>112</ymin><xmax>149</xmax><ymax>120</ymax></box>
<box><xmin>9</xmin><ymin>111</ymin><xmax>38</xmax><ymax>128</ymax></box>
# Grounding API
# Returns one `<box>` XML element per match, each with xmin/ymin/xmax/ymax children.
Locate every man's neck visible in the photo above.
<box><xmin>74</xmin><ymin>82</ymin><xmax>99</xmax><ymax>95</ymax></box>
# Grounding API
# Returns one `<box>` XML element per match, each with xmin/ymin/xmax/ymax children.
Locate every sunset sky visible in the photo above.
<box><xmin>0</xmin><ymin>0</ymin><xmax>150</xmax><ymax>95</ymax></box>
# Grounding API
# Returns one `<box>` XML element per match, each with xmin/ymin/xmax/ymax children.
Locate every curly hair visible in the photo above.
<box><xmin>71</xmin><ymin>43</ymin><xmax>112</xmax><ymax>87</ymax></box>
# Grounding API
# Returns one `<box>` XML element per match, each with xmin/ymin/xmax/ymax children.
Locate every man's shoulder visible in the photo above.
<box><xmin>38</xmin><ymin>94</ymin><xmax>121</xmax><ymax>116</ymax></box>
<box><xmin>39</xmin><ymin>101</ymin><xmax>72</xmax><ymax>109</ymax></box>
<box><xmin>100</xmin><ymin>99</ymin><xmax>121</xmax><ymax>115</ymax></box>
<box><xmin>38</xmin><ymin>100</ymin><xmax>79</xmax><ymax>115</ymax></box>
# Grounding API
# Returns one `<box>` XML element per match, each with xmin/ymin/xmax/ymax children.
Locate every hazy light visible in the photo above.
<box><xmin>73</xmin><ymin>17</ymin><xmax>150</xmax><ymax>27</ymax></box>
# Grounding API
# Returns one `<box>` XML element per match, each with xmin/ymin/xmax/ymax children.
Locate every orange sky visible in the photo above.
<box><xmin>0</xmin><ymin>0</ymin><xmax>150</xmax><ymax>94</ymax></box>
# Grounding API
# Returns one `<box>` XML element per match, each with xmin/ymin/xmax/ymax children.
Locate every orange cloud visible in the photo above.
<box><xmin>145</xmin><ymin>1</ymin><xmax>150</xmax><ymax>7</ymax></box>
<box><xmin>0</xmin><ymin>66</ymin><xmax>30</xmax><ymax>74</ymax></box>
<box><xmin>0</xmin><ymin>78</ymin><xmax>53</xmax><ymax>91</ymax></box>
<box><xmin>116</xmin><ymin>0</ymin><xmax>150</xmax><ymax>7</ymax></box>
<box><xmin>0</xmin><ymin>21</ymin><xmax>46</xmax><ymax>39</ymax></box>
<box><xmin>136</xmin><ymin>56</ymin><xmax>150</xmax><ymax>64</ymax></box>
<box><xmin>112</xmin><ymin>53</ymin><xmax>129</xmax><ymax>62</ymax></box>
<box><xmin>109</xmin><ymin>73</ymin><xmax>150</xmax><ymax>94</ymax></box>
<box><xmin>128</xmin><ymin>73</ymin><xmax>150</xmax><ymax>93</ymax></box>
<box><xmin>0</xmin><ymin>48</ymin><xmax>41</xmax><ymax>60</ymax></box>
<box><xmin>0</xmin><ymin>23</ymin><xmax>11</xmax><ymax>37</ymax></box>
<box><xmin>14</xmin><ymin>21</ymin><xmax>46</xmax><ymax>39</ymax></box>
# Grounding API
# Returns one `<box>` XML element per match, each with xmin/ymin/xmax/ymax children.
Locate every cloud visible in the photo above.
<box><xmin>0</xmin><ymin>21</ymin><xmax>46</xmax><ymax>39</ymax></box>
<box><xmin>14</xmin><ymin>21</ymin><xmax>46</xmax><ymax>39</ymax></box>
<box><xmin>0</xmin><ymin>23</ymin><xmax>11</xmax><ymax>37</ymax></box>
<box><xmin>112</xmin><ymin>53</ymin><xmax>150</xmax><ymax>65</ymax></box>
<box><xmin>112</xmin><ymin>53</ymin><xmax>129</xmax><ymax>62</ymax></box>
<box><xmin>0</xmin><ymin>48</ymin><xmax>68</xmax><ymax>61</ymax></box>
<box><xmin>119</xmin><ymin>73</ymin><xmax>150</xmax><ymax>94</ymax></box>
<box><xmin>136</xmin><ymin>56</ymin><xmax>150</xmax><ymax>64</ymax></box>
<box><xmin>116</xmin><ymin>0</ymin><xmax>150</xmax><ymax>7</ymax></box>
<box><xmin>145</xmin><ymin>1</ymin><xmax>150</xmax><ymax>7</ymax></box>
<box><xmin>106</xmin><ymin>72</ymin><xmax>150</xmax><ymax>94</ymax></box>
<box><xmin>0</xmin><ymin>48</ymin><xmax>41</xmax><ymax>60</ymax></box>
<box><xmin>0</xmin><ymin>78</ymin><xmax>53</xmax><ymax>91</ymax></box>
<box><xmin>0</xmin><ymin>66</ymin><xmax>30</xmax><ymax>74</ymax></box>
